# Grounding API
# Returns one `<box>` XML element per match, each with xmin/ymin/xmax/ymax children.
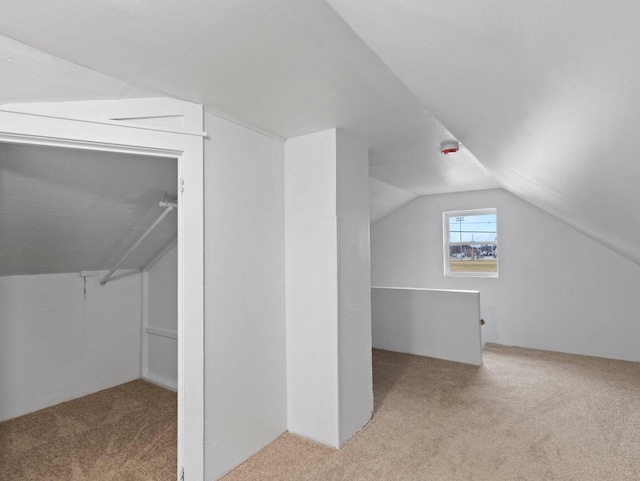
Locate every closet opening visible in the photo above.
<box><xmin>0</xmin><ymin>141</ymin><xmax>180</xmax><ymax>479</ymax></box>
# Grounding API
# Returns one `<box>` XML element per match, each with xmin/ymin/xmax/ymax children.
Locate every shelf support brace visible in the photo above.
<box><xmin>100</xmin><ymin>201</ymin><xmax>177</xmax><ymax>285</ymax></box>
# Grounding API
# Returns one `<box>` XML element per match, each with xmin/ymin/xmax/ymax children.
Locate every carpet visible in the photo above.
<box><xmin>0</xmin><ymin>380</ymin><xmax>176</xmax><ymax>481</ymax></box>
<box><xmin>223</xmin><ymin>344</ymin><xmax>640</xmax><ymax>481</ymax></box>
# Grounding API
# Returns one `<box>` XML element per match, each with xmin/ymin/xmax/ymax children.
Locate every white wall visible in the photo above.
<box><xmin>335</xmin><ymin>130</ymin><xmax>373</xmax><ymax>446</ymax></box>
<box><xmin>371</xmin><ymin>287</ymin><xmax>482</xmax><ymax>365</ymax></box>
<box><xmin>0</xmin><ymin>272</ymin><xmax>142</xmax><ymax>422</ymax></box>
<box><xmin>143</xmin><ymin>245</ymin><xmax>178</xmax><ymax>390</ymax></box>
<box><xmin>285</xmin><ymin>129</ymin><xmax>340</xmax><ymax>446</ymax></box>
<box><xmin>371</xmin><ymin>188</ymin><xmax>640</xmax><ymax>362</ymax></box>
<box><xmin>204</xmin><ymin>112</ymin><xmax>287</xmax><ymax>481</ymax></box>
<box><xmin>285</xmin><ymin>129</ymin><xmax>372</xmax><ymax>448</ymax></box>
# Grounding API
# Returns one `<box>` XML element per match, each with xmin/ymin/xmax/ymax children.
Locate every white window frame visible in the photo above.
<box><xmin>443</xmin><ymin>208</ymin><xmax>498</xmax><ymax>278</ymax></box>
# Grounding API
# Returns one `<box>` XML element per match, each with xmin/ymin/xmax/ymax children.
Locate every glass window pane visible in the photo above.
<box><xmin>445</xmin><ymin>211</ymin><xmax>498</xmax><ymax>276</ymax></box>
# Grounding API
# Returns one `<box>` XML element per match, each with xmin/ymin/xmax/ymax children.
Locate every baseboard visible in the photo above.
<box><xmin>141</xmin><ymin>375</ymin><xmax>177</xmax><ymax>392</ymax></box>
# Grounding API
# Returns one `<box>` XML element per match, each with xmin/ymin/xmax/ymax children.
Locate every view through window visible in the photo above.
<box><xmin>444</xmin><ymin>209</ymin><xmax>498</xmax><ymax>277</ymax></box>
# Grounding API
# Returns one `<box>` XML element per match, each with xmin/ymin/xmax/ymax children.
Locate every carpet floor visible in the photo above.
<box><xmin>223</xmin><ymin>344</ymin><xmax>640</xmax><ymax>481</ymax></box>
<box><xmin>0</xmin><ymin>380</ymin><xmax>176</xmax><ymax>481</ymax></box>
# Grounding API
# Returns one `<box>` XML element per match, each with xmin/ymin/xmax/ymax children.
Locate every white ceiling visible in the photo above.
<box><xmin>369</xmin><ymin>178</ymin><xmax>417</xmax><ymax>225</ymax></box>
<box><xmin>0</xmin><ymin>35</ymin><xmax>155</xmax><ymax>104</ymax></box>
<box><xmin>325</xmin><ymin>0</ymin><xmax>640</xmax><ymax>264</ymax></box>
<box><xmin>0</xmin><ymin>143</ymin><xmax>177</xmax><ymax>276</ymax></box>
<box><xmin>0</xmin><ymin>1</ymin><xmax>497</xmax><ymax>202</ymax></box>
<box><xmin>0</xmin><ymin>1</ymin><xmax>638</xmax><ymax>264</ymax></box>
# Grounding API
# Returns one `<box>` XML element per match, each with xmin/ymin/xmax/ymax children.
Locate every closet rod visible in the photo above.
<box><xmin>100</xmin><ymin>201</ymin><xmax>177</xmax><ymax>286</ymax></box>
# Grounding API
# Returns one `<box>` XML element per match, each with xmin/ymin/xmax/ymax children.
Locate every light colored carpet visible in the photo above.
<box><xmin>0</xmin><ymin>380</ymin><xmax>176</xmax><ymax>481</ymax></box>
<box><xmin>223</xmin><ymin>344</ymin><xmax>640</xmax><ymax>481</ymax></box>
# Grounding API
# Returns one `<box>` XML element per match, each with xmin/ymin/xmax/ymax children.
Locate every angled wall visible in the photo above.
<box><xmin>371</xmin><ymin>188</ymin><xmax>640</xmax><ymax>362</ymax></box>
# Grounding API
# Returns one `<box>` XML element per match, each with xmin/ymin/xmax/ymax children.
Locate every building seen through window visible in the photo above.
<box><xmin>443</xmin><ymin>209</ymin><xmax>497</xmax><ymax>277</ymax></box>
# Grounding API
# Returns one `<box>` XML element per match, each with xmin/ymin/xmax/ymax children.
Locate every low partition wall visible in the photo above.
<box><xmin>371</xmin><ymin>287</ymin><xmax>483</xmax><ymax>365</ymax></box>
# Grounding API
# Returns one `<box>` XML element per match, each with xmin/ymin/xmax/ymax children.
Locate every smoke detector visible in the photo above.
<box><xmin>441</xmin><ymin>141</ymin><xmax>460</xmax><ymax>155</ymax></box>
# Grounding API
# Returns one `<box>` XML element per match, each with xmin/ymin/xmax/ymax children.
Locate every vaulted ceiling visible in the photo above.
<box><xmin>326</xmin><ymin>0</ymin><xmax>640</xmax><ymax>266</ymax></box>
<box><xmin>0</xmin><ymin>0</ymin><xmax>639</xmax><ymax>265</ymax></box>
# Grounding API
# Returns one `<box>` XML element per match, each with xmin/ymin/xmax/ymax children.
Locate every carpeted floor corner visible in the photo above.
<box><xmin>0</xmin><ymin>380</ymin><xmax>176</xmax><ymax>481</ymax></box>
<box><xmin>223</xmin><ymin>345</ymin><xmax>640</xmax><ymax>481</ymax></box>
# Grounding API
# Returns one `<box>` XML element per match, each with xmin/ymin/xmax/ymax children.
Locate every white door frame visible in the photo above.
<box><xmin>0</xmin><ymin>109</ymin><xmax>205</xmax><ymax>481</ymax></box>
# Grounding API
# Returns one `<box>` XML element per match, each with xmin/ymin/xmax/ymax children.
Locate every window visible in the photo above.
<box><xmin>443</xmin><ymin>208</ymin><xmax>498</xmax><ymax>277</ymax></box>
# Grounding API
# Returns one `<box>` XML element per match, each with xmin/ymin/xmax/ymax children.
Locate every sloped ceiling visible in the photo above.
<box><xmin>0</xmin><ymin>1</ymin><xmax>497</xmax><ymax>203</ymax></box>
<box><xmin>0</xmin><ymin>143</ymin><xmax>177</xmax><ymax>276</ymax></box>
<box><xmin>0</xmin><ymin>35</ymin><xmax>155</xmax><ymax>104</ymax></box>
<box><xmin>369</xmin><ymin>178</ymin><xmax>417</xmax><ymax>225</ymax></box>
<box><xmin>0</xmin><ymin>1</ymin><xmax>638</xmax><ymax>264</ymax></box>
<box><xmin>325</xmin><ymin>0</ymin><xmax>640</xmax><ymax>264</ymax></box>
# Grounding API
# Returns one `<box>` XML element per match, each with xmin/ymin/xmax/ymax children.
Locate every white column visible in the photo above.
<box><xmin>285</xmin><ymin>128</ymin><xmax>372</xmax><ymax>447</ymax></box>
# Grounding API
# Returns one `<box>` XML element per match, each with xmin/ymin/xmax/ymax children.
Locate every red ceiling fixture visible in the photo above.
<box><xmin>441</xmin><ymin>141</ymin><xmax>459</xmax><ymax>155</ymax></box>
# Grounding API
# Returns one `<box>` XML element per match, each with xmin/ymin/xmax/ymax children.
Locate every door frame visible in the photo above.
<box><xmin>0</xmin><ymin>108</ymin><xmax>205</xmax><ymax>481</ymax></box>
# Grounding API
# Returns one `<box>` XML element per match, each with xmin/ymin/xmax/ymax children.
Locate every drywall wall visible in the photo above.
<box><xmin>285</xmin><ymin>128</ymin><xmax>372</xmax><ymax>448</ymax></box>
<box><xmin>204</xmin><ymin>112</ymin><xmax>287</xmax><ymax>480</ymax></box>
<box><xmin>0</xmin><ymin>272</ymin><xmax>142</xmax><ymax>422</ymax></box>
<box><xmin>371</xmin><ymin>188</ymin><xmax>640</xmax><ymax>362</ymax></box>
<box><xmin>371</xmin><ymin>287</ymin><xmax>482</xmax><ymax>366</ymax></box>
<box><xmin>285</xmin><ymin>129</ymin><xmax>340</xmax><ymax>447</ymax></box>
<box><xmin>143</xmin><ymin>245</ymin><xmax>177</xmax><ymax>390</ymax></box>
<box><xmin>335</xmin><ymin>130</ymin><xmax>373</xmax><ymax>445</ymax></box>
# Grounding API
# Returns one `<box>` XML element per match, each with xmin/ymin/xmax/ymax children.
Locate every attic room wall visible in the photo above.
<box><xmin>371</xmin><ymin>188</ymin><xmax>640</xmax><ymax>363</ymax></box>
<box><xmin>203</xmin><ymin>112</ymin><xmax>286</xmax><ymax>480</ymax></box>
<box><xmin>284</xmin><ymin>129</ymin><xmax>373</xmax><ymax>448</ymax></box>
<box><xmin>143</xmin><ymin>245</ymin><xmax>178</xmax><ymax>390</ymax></box>
<box><xmin>0</xmin><ymin>272</ymin><xmax>142</xmax><ymax>422</ymax></box>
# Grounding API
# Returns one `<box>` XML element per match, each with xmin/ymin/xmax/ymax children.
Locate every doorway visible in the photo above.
<box><xmin>0</xmin><ymin>106</ymin><xmax>204</xmax><ymax>480</ymax></box>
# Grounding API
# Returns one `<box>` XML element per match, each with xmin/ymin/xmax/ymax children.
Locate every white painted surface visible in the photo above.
<box><xmin>370</xmin><ymin>147</ymin><xmax>497</xmax><ymax>198</ymax></box>
<box><xmin>0</xmin><ymin>272</ymin><xmax>141</xmax><ymax>422</ymax></box>
<box><xmin>0</xmin><ymin>34</ymin><xmax>154</xmax><ymax>104</ymax></box>
<box><xmin>143</xmin><ymin>245</ymin><xmax>178</xmax><ymax>390</ymax></box>
<box><xmin>3</xmin><ymin>97</ymin><xmax>205</xmax><ymax>136</ymax></box>
<box><xmin>371</xmin><ymin>287</ymin><xmax>482</xmax><ymax>366</ymax></box>
<box><xmin>285</xmin><ymin>129</ymin><xmax>372</xmax><ymax>448</ymax></box>
<box><xmin>285</xmin><ymin>130</ymin><xmax>340</xmax><ymax>447</ymax></box>
<box><xmin>204</xmin><ymin>111</ymin><xmax>286</xmax><ymax>480</ymax></box>
<box><xmin>0</xmin><ymin>2</ymin><xmax>433</xmax><ymax>141</ymax></box>
<box><xmin>0</xmin><ymin>105</ymin><xmax>205</xmax><ymax>481</ymax></box>
<box><xmin>2</xmin><ymin>0</ymin><xmax>639</xmax><ymax>276</ymax></box>
<box><xmin>0</xmin><ymin>1</ymin><xmax>497</xmax><ymax>203</ymax></box>
<box><xmin>84</xmin><ymin>274</ymin><xmax>144</xmax><ymax>390</ymax></box>
<box><xmin>336</xmin><ymin>131</ymin><xmax>373</xmax><ymax>445</ymax></box>
<box><xmin>146</xmin><ymin>246</ymin><xmax>178</xmax><ymax>334</ymax></box>
<box><xmin>328</xmin><ymin>0</ymin><xmax>640</xmax><ymax>266</ymax></box>
<box><xmin>0</xmin><ymin>142</ymin><xmax>177</xmax><ymax>276</ymax></box>
<box><xmin>145</xmin><ymin>335</ymin><xmax>178</xmax><ymax>391</ymax></box>
<box><xmin>369</xmin><ymin>177</ymin><xmax>417</xmax><ymax>225</ymax></box>
<box><xmin>371</xmin><ymin>189</ymin><xmax>640</xmax><ymax>362</ymax></box>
